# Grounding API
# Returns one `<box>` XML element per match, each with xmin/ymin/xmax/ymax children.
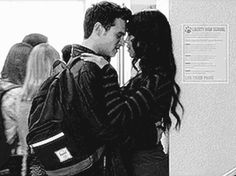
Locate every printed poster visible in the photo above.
<box><xmin>182</xmin><ymin>24</ymin><xmax>229</xmax><ymax>83</ymax></box>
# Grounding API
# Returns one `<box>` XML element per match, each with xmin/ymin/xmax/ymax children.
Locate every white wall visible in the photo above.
<box><xmin>0</xmin><ymin>1</ymin><xmax>84</xmax><ymax>71</ymax></box>
<box><xmin>130</xmin><ymin>0</ymin><xmax>156</xmax><ymax>13</ymax></box>
<box><xmin>169</xmin><ymin>0</ymin><xmax>236</xmax><ymax>175</ymax></box>
<box><xmin>0</xmin><ymin>0</ymin><xmax>131</xmax><ymax>78</ymax></box>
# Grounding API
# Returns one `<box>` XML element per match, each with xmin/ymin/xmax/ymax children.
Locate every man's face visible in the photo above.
<box><xmin>99</xmin><ymin>18</ymin><xmax>126</xmax><ymax>57</ymax></box>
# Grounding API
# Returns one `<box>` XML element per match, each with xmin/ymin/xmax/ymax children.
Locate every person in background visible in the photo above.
<box><xmin>16</xmin><ymin>43</ymin><xmax>61</xmax><ymax>176</ymax></box>
<box><xmin>61</xmin><ymin>44</ymin><xmax>72</xmax><ymax>63</ymax></box>
<box><xmin>22</xmin><ymin>33</ymin><xmax>48</xmax><ymax>47</ymax></box>
<box><xmin>1</xmin><ymin>43</ymin><xmax>32</xmax><ymax>85</ymax></box>
<box><xmin>1</xmin><ymin>33</ymin><xmax>48</xmax><ymax>85</ymax></box>
<box><xmin>0</xmin><ymin>33</ymin><xmax>50</xmax><ymax>175</ymax></box>
<box><xmin>81</xmin><ymin>10</ymin><xmax>184</xmax><ymax>176</ymax></box>
<box><xmin>0</xmin><ymin>42</ymin><xmax>33</xmax><ymax>176</ymax></box>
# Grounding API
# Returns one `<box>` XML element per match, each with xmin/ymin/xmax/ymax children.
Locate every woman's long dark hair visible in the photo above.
<box><xmin>127</xmin><ymin>10</ymin><xmax>184</xmax><ymax>130</ymax></box>
<box><xmin>1</xmin><ymin>42</ymin><xmax>32</xmax><ymax>85</ymax></box>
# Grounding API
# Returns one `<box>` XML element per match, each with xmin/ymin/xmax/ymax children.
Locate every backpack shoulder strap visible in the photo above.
<box><xmin>67</xmin><ymin>56</ymin><xmax>81</xmax><ymax>69</ymax></box>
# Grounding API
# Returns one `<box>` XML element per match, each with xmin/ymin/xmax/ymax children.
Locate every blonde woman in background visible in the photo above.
<box><xmin>16</xmin><ymin>43</ymin><xmax>61</xmax><ymax>176</ymax></box>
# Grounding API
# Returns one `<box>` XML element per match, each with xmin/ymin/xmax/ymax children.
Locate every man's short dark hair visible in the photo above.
<box><xmin>83</xmin><ymin>1</ymin><xmax>131</xmax><ymax>39</ymax></box>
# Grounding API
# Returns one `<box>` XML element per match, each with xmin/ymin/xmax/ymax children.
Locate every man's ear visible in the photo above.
<box><xmin>93</xmin><ymin>22</ymin><xmax>105</xmax><ymax>36</ymax></box>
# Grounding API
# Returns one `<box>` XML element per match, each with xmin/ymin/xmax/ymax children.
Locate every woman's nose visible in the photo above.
<box><xmin>119</xmin><ymin>37</ymin><xmax>125</xmax><ymax>46</ymax></box>
<box><xmin>125</xmin><ymin>36</ymin><xmax>129</xmax><ymax>43</ymax></box>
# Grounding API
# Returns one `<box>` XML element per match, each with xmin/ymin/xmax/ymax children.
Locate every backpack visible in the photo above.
<box><xmin>26</xmin><ymin>57</ymin><xmax>104</xmax><ymax>176</ymax></box>
<box><xmin>0</xmin><ymin>84</ymin><xmax>20</xmax><ymax>168</ymax></box>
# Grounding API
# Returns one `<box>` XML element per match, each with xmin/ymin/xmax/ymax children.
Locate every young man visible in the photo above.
<box><xmin>67</xmin><ymin>2</ymin><xmax>131</xmax><ymax>175</ymax></box>
<box><xmin>67</xmin><ymin>1</ymin><xmax>159</xmax><ymax>176</ymax></box>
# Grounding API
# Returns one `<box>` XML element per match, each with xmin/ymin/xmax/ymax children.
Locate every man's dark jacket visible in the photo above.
<box><xmin>68</xmin><ymin>44</ymin><xmax>121</xmax><ymax>156</ymax></box>
<box><xmin>68</xmin><ymin>44</ymin><xmax>159</xmax><ymax>160</ymax></box>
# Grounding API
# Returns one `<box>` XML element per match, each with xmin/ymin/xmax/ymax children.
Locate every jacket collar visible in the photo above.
<box><xmin>71</xmin><ymin>44</ymin><xmax>110</xmax><ymax>62</ymax></box>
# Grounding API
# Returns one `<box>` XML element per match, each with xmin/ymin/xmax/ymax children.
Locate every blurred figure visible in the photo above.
<box><xmin>17</xmin><ymin>43</ymin><xmax>61</xmax><ymax>176</ymax></box>
<box><xmin>0</xmin><ymin>42</ymin><xmax>33</xmax><ymax>176</ymax></box>
<box><xmin>22</xmin><ymin>33</ymin><xmax>48</xmax><ymax>47</ymax></box>
<box><xmin>61</xmin><ymin>44</ymin><xmax>72</xmax><ymax>63</ymax></box>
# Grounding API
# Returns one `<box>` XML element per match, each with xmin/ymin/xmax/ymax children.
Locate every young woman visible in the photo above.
<box><xmin>16</xmin><ymin>43</ymin><xmax>61</xmax><ymax>176</ymax></box>
<box><xmin>81</xmin><ymin>10</ymin><xmax>184</xmax><ymax>176</ymax></box>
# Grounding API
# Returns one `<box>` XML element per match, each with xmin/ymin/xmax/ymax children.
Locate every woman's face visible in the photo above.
<box><xmin>125</xmin><ymin>34</ymin><xmax>135</xmax><ymax>58</ymax></box>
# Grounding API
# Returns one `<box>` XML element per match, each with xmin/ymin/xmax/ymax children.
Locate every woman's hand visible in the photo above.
<box><xmin>155</xmin><ymin>121</ymin><xmax>164</xmax><ymax>143</ymax></box>
<box><xmin>80</xmin><ymin>53</ymin><xmax>108</xmax><ymax>69</ymax></box>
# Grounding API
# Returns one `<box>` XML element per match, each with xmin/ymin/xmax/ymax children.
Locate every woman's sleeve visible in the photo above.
<box><xmin>100</xmin><ymin>64</ymin><xmax>172</xmax><ymax>125</ymax></box>
<box><xmin>2</xmin><ymin>90</ymin><xmax>19</xmax><ymax>145</ymax></box>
